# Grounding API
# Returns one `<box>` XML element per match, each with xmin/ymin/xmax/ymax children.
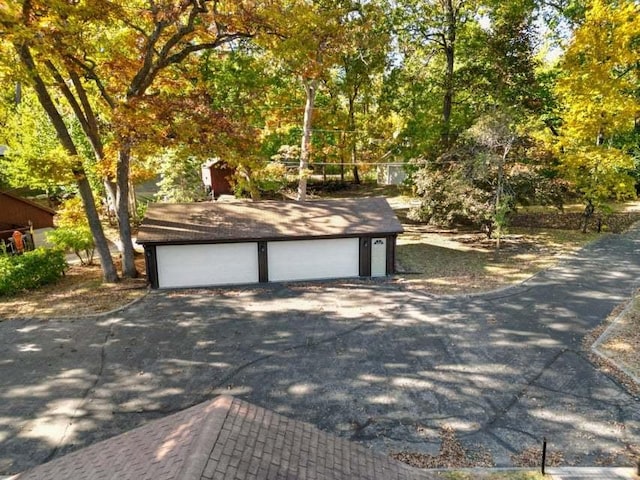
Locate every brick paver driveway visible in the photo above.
<box><xmin>1</xmin><ymin>225</ymin><xmax>640</xmax><ymax>475</ymax></box>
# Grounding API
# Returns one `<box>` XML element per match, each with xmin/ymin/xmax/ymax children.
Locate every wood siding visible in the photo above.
<box><xmin>0</xmin><ymin>193</ymin><xmax>55</xmax><ymax>239</ymax></box>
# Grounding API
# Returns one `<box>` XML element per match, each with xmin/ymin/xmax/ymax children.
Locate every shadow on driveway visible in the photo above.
<box><xmin>1</xmin><ymin>226</ymin><xmax>640</xmax><ymax>474</ymax></box>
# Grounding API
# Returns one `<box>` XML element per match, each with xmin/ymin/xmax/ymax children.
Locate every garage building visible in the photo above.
<box><xmin>137</xmin><ymin>197</ymin><xmax>403</xmax><ymax>289</ymax></box>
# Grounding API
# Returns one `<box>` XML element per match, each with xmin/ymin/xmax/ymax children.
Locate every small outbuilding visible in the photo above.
<box><xmin>0</xmin><ymin>191</ymin><xmax>55</xmax><ymax>241</ymax></box>
<box><xmin>201</xmin><ymin>158</ymin><xmax>234</xmax><ymax>198</ymax></box>
<box><xmin>377</xmin><ymin>162</ymin><xmax>407</xmax><ymax>186</ymax></box>
<box><xmin>137</xmin><ymin>197</ymin><xmax>403</xmax><ymax>289</ymax></box>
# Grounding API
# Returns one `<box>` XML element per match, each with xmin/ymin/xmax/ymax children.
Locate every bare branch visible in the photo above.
<box><xmin>128</xmin><ymin>0</ymin><xmax>251</xmax><ymax>98</ymax></box>
<box><xmin>161</xmin><ymin>33</ymin><xmax>252</xmax><ymax>67</ymax></box>
<box><xmin>66</xmin><ymin>56</ymin><xmax>116</xmax><ymax>109</ymax></box>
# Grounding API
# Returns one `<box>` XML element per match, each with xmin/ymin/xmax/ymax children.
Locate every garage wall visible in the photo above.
<box><xmin>156</xmin><ymin>243</ymin><xmax>259</xmax><ymax>288</ymax></box>
<box><xmin>267</xmin><ymin>238</ymin><xmax>360</xmax><ymax>282</ymax></box>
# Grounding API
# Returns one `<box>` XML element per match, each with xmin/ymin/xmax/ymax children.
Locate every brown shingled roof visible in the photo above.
<box><xmin>137</xmin><ymin>197</ymin><xmax>403</xmax><ymax>245</ymax></box>
<box><xmin>13</xmin><ymin>396</ymin><xmax>433</xmax><ymax>480</ymax></box>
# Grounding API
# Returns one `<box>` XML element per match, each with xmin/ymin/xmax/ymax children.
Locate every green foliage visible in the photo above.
<box><xmin>234</xmin><ymin>161</ymin><xmax>290</xmax><ymax>198</ymax></box>
<box><xmin>0</xmin><ymin>92</ymin><xmax>75</xmax><ymax>190</ymax></box>
<box><xmin>409</xmin><ymin>164</ymin><xmax>494</xmax><ymax>228</ymax></box>
<box><xmin>254</xmin><ymin>161</ymin><xmax>289</xmax><ymax>193</ymax></box>
<box><xmin>410</xmin><ymin>112</ymin><xmax>564</xmax><ymax>235</ymax></box>
<box><xmin>156</xmin><ymin>151</ymin><xmax>208</xmax><ymax>203</ymax></box>
<box><xmin>46</xmin><ymin>227</ymin><xmax>95</xmax><ymax>265</ymax></box>
<box><xmin>0</xmin><ymin>248</ymin><xmax>67</xmax><ymax>296</ymax></box>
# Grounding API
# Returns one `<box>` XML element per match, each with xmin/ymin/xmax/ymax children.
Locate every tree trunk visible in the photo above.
<box><xmin>77</xmin><ymin>172</ymin><xmax>119</xmax><ymax>281</ymax></box>
<box><xmin>116</xmin><ymin>143</ymin><xmax>137</xmax><ymax>278</ymax></box>
<box><xmin>495</xmin><ymin>153</ymin><xmax>505</xmax><ymax>251</ymax></box>
<box><xmin>441</xmin><ymin>0</ymin><xmax>456</xmax><ymax>148</ymax></box>
<box><xmin>103</xmin><ymin>179</ymin><xmax>117</xmax><ymax>224</ymax></box>
<box><xmin>340</xmin><ymin>132</ymin><xmax>346</xmax><ymax>182</ymax></box>
<box><xmin>298</xmin><ymin>79</ymin><xmax>317</xmax><ymax>202</ymax></box>
<box><xmin>442</xmin><ymin>45</ymin><xmax>454</xmax><ymax>147</ymax></box>
<box><xmin>348</xmin><ymin>95</ymin><xmax>360</xmax><ymax>185</ymax></box>
<box><xmin>15</xmin><ymin>42</ymin><xmax>118</xmax><ymax>282</ymax></box>
<box><xmin>128</xmin><ymin>180</ymin><xmax>137</xmax><ymax>223</ymax></box>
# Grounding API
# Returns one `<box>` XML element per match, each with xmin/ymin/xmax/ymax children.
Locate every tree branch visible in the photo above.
<box><xmin>161</xmin><ymin>33</ymin><xmax>252</xmax><ymax>67</ymax></box>
<box><xmin>67</xmin><ymin>55</ymin><xmax>117</xmax><ymax>109</ymax></box>
<box><xmin>45</xmin><ymin>60</ymin><xmax>105</xmax><ymax>160</ymax></box>
<box><xmin>16</xmin><ymin>44</ymin><xmax>80</xmax><ymax>159</ymax></box>
<box><xmin>68</xmin><ymin>68</ymin><xmax>104</xmax><ymax>158</ymax></box>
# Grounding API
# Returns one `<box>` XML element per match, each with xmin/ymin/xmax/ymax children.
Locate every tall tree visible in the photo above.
<box><xmin>396</xmin><ymin>0</ymin><xmax>478</xmax><ymax>148</ymax></box>
<box><xmin>332</xmin><ymin>0</ymin><xmax>390</xmax><ymax>183</ymax></box>
<box><xmin>1</xmin><ymin>0</ymin><xmax>261</xmax><ymax>279</ymax></box>
<box><xmin>261</xmin><ymin>0</ymin><xmax>363</xmax><ymax>200</ymax></box>
<box><xmin>551</xmin><ymin>0</ymin><xmax>639</xmax><ymax>228</ymax></box>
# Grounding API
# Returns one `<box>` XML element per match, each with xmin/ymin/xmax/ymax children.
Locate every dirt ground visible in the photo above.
<box><xmin>0</xmin><ymin>257</ymin><xmax>147</xmax><ymax>318</ymax></box>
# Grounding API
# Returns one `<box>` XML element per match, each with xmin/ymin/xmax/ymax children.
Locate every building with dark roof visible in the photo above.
<box><xmin>137</xmin><ymin>198</ymin><xmax>403</xmax><ymax>289</ymax></box>
<box><xmin>0</xmin><ymin>191</ymin><xmax>55</xmax><ymax>241</ymax></box>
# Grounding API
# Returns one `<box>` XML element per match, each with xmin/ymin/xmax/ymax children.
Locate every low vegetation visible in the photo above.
<box><xmin>0</xmin><ymin>248</ymin><xmax>66</xmax><ymax>296</ymax></box>
<box><xmin>0</xmin><ymin>258</ymin><xmax>147</xmax><ymax>319</ymax></box>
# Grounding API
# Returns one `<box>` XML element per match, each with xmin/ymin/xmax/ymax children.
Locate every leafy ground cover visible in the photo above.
<box><xmin>596</xmin><ymin>296</ymin><xmax>640</xmax><ymax>382</ymax></box>
<box><xmin>395</xmin><ymin>225</ymin><xmax>601</xmax><ymax>295</ymax></box>
<box><xmin>0</xmin><ymin>257</ymin><xmax>147</xmax><ymax>319</ymax></box>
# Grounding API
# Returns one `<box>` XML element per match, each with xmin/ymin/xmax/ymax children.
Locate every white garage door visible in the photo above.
<box><xmin>156</xmin><ymin>243</ymin><xmax>259</xmax><ymax>288</ymax></box>
<box><xmin>267</xmin><ymin>238</ymin><xmax>359</xmax><ymax>282</ymax></box>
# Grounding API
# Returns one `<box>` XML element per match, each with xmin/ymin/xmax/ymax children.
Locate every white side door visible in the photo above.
<box><xmin>371</xmin><ymin>238</ymin><xmax>387</xmax><ymax>277</ymax></box>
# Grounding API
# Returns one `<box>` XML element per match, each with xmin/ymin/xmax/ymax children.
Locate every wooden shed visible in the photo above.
<box><xmin>137</xmin><ymin>197</ymin><xmax>403</xmax><ymax>289</ymax></box>
<box><xmin>0</xmin><ymin>191</ymin><xmax>55</xmax><ymax>241</ymax></box>
<box><xmin>201</xmin><ymin>159</ymin><xmax>234</xmax><ymax>198</ymax></box>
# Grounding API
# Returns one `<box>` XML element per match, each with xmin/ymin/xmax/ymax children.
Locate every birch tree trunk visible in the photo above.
<box><xmin>298</xmin><ymin>79</ymin><xmax>318</xmax><ymax>202</ymax></box>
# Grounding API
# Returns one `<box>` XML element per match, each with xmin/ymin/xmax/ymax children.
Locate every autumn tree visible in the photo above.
<box><xmin>260</xmin><ymin>0</ymin><xmax>366</xmax><ymax>200</ymax></box>
<box><xmin>1</xmin><ymin>0</ymin><xmax>263</xmax><ymax>280</ymax></box>
<box><xmin>551</xmin><ymin>0</ymin><xmax>639</xmax><ymax>231</ymax></box>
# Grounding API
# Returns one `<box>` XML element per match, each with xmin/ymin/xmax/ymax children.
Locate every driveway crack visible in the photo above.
<box><xmin>470</xmin><ymin>348</ymin><xmax>569</xmax><ymax>436</ymax></box>
<box><xmin>41</xmin><ymin>324</ymin><xmax>114</xmax><ymax>463</ymax></box>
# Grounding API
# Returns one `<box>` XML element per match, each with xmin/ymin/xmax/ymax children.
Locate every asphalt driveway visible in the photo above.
<box><xmin>1</xmin><ymin>225</ymin><xmax>640</xmax><ymax>475</ymax></box>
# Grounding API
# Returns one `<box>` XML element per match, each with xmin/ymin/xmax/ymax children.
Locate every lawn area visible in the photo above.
<box><xmin>395</xmin><ymin>226</ymin><xmax>601</xmax><ymax>295</ymax></box>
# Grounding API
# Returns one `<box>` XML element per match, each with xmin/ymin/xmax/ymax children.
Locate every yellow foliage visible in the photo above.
<box><xmin>56</xmin><ymin>197</ymin><xmax>88</xmax><ymax>228</ymax></box>
<box><xmin>552</xmin><ymin>0</ymin><xmax>639</xmax><ymax>203</ymax></box>
<box><xmin>557</xmin><ymin>0</ymin><xmax>640</xmax><ymax>141</ymax></box>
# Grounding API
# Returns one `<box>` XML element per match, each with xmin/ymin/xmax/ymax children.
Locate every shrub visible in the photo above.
<box><xmin>0</xmin><ymin>248</ymin><xmax>67</xmax><ymax>296</ymax></box>
<box><xmin>56</xmin><ymin>196</ymin><xmax>88</xmax><ymax>228</ymax></box>
<box><xmin>47</xmin><ymin>226</ymin><xmax>95</xmax><ymax>265</ymax></box>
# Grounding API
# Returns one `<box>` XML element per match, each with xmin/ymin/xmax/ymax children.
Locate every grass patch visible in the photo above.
<box><xmin>396</xmin><ymin>226</ymin><xmax>600</xmax><ymax>294</ymax></box>
<box><xmin>435</xmin><ymin>472</ymin><xmax>544</xmax><ymax>480</ymax></box>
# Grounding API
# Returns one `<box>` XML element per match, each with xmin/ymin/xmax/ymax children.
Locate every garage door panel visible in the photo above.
<box><xmin>156</xmin><ymin>243</ymin><xmax>258</xmax><ymax>288</ymax></box>
<box><xmin>268</xmin><ymin>238</ymin><xmax>359</xmax><ymax>282</ymax></box>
